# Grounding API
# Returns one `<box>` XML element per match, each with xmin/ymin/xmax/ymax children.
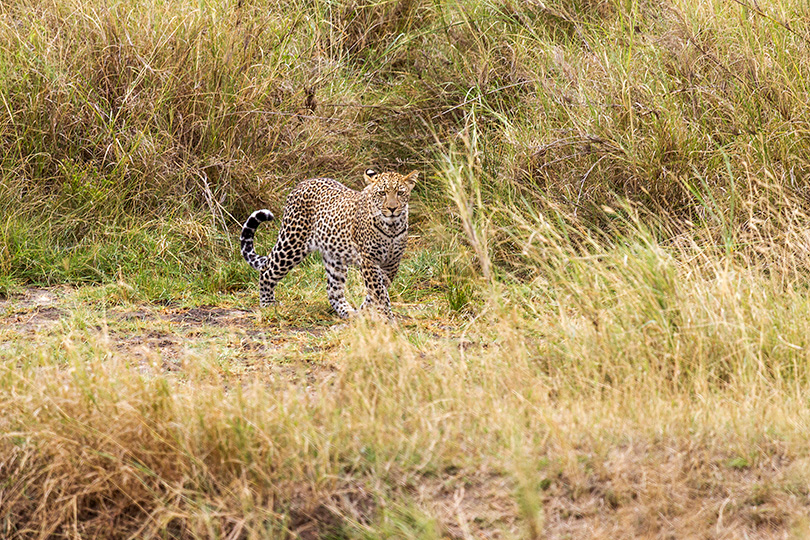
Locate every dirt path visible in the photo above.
<box><xmin>0</xmin><ymin>286</ymin><xmax>343</xmax><ymax>385</ymax></box>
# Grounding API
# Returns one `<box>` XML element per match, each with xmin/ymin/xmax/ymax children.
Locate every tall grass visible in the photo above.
<box><xmin>5</xmin><ymin>232</ymin><xmax>810</xmax><ymax>536</ymax></box>
<box><xmin>3</xmin><ymin>0</ymin><xmax>809</xmax><ymax>234</ymax></box>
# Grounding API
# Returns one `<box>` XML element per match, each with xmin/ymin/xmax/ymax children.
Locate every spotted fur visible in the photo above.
<box><xmin>240</xmin><ymin>169</ymin><xmax>419</xmax><ymax>319</ymax></box>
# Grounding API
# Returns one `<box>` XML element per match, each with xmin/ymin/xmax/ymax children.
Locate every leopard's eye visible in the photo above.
<box><xmin>398</xmin><ymin>190</ymin><xmax>407</xmax><ymax>197</ymax></box>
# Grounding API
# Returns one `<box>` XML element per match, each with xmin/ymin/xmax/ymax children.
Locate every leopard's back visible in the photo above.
<box><xmin>282</xmin><ymin>177</ymin><xmax>362</xmax><ymax>263</ymax></box>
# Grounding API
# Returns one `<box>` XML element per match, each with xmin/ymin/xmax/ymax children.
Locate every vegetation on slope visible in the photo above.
<box><xmin>3</xmin><ymin>0</ymin><xmax>810</xmax><ymax>537</ymax></box>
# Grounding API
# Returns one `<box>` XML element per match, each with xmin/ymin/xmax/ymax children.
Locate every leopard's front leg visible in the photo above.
<box><xmin>360</xmin><ymin>257</ymin><xmax>394</xmax><ymax>320</ymax></box>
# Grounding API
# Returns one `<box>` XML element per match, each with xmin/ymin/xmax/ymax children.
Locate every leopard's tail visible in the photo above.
<box><xmin>240</xmin><ymin>209</ymin><xmax>275</xmax><ymax>270</ymax></box>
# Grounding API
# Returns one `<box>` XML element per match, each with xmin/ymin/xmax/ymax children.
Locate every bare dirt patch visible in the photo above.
<box><xmin>166</xmin><ymin>306</ymin><xmax>253</xmax><ymax>326</ymax></box>
<box><xmin>0</xmin><ymin>287</ymin><xmax>63</xmax><ymax>309</ymax></box>
<box><xmin>0</xmin><ymin>288</ymin><xmax>334</xmax><ymax>383</ymax></box>
<box><xmin>109</xmin><ymin>328</ymin><xmax>185</xmax><ymax>372</ymax></box>
<box><xmin>0</xmin><ymin>287</ymin><xmax>69</xmax><ymax>333</ymax></box>
<box><xmin>4</xmin><ymin>306</ymin><xmax>65</xmax><ymax>333</ymax></box>
<box><xmin>106</xmin><ymin>305</ymin><xmax>329</xmax><ymax>377</ymax></box>
<box><xmin>415</xmin><ymin>472</ymin><xmax>521</xmax><ymax>539</ymax></box>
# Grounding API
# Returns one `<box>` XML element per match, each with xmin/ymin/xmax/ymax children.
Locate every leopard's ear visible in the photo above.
<box><xmin>363</xmin><ymin>168</ymin><xmax>378</xmax><ymax>184</ymax></box>
<box><xmin>403</xmin><ymin>170</ymin><xmax>419</xmax><ymax>189</ymax></box>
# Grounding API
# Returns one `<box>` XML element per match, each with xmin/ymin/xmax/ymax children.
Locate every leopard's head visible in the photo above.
<box><xmin>363</xmin><ymin>169</ymin><xmax>419</xmax><ymax>220</ymax></box>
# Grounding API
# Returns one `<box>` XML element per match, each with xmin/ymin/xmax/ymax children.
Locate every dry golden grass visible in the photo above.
<box><xmin>4</xmin><ymin>215</ymin><xmax>810</xmax><ymax>538</ymax></box>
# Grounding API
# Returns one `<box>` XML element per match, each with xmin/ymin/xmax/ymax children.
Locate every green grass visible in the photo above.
<box><xmin>4</xmin><ymin>0</ymin><xmax>810</xmax><ymax>537</ymax></box>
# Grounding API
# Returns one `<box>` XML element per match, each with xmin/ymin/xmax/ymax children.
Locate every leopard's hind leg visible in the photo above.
<box><xmin>259</xmin><ymin>230</ymin><xmax>310</xmax><ymax>307</ymax></box>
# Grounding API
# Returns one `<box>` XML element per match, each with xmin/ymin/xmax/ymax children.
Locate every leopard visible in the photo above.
<box><xmin>240</xmin><ymin>168</ymin><xmax>419</xmax><ymax>319</ymax></box>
